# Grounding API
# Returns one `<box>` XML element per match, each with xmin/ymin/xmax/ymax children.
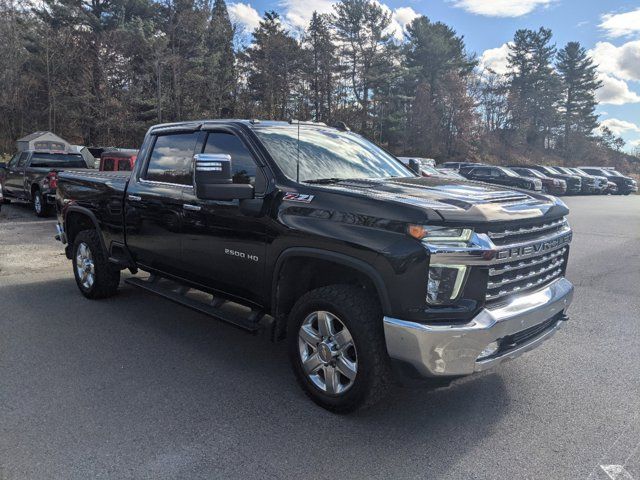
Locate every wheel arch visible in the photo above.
<box><xmin>272</xmin><ymin>248</ymin><xmax>391</xmax><ymax>328</ymax></box>
<box><xmin>64</xmin><ymin>206</ymin><xmax>109</xmax><ymax>257</ymax></box>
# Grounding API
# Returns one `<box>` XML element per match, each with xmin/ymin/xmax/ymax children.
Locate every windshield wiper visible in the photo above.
<box><xmin>303</xmin><ymin>178</ymin><xmax>345</xmax><ymax>184</ymax></box>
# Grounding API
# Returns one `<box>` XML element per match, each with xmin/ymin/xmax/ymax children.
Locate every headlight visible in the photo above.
<box><xmin>427</xmin><ymin>264</ymin><xmax>468</xmax><ymax>304</ymax></box>
<box><xmin>553</xmin><ymin>179</ymin><xmax>560</xmax><ymax>186</ymax></box>
<box><xmin>408</xmin><ymin>225</ymin><xmax>473</xmax><ymax>246</ymax></box>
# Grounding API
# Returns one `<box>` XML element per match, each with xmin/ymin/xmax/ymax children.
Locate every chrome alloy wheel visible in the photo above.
<box><xmin>34</xmin><ymin>194</ymin><xmax>42</xmax><ymax>214</ymax></box>
<box><xmin>298</xmin><ymin>311</ymin><xmax>358</xmax><ymax>395</ymax></box>
<box><xmin>75</xmin><ymin>242</ymin><xmax>95</xmax><ymax>289</ymax></box>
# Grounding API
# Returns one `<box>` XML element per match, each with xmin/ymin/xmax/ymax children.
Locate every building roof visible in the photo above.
<box><xmin>17</xmin><ymin>131</ymin><xmax>56</xmax><ymax>142</ymax></box>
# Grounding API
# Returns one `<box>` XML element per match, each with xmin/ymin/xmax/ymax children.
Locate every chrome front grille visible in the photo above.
<box><xmin>485</xmin><ymin>217</ymin><xmax>569</xmax><ymax>303</ymax></box>
<box><xmin>487</xmin><ymin>217</ymin><xmax>568</xmax><ymax>246</ymax></box>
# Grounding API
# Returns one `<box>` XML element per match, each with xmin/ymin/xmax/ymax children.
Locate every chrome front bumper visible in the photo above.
<box><xmin>383</xmin><ymin>277</ymin><xmax>574</xmax><ymax>377</ymax></box>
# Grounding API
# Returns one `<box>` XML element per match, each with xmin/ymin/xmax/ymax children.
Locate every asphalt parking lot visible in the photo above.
<box><xmin>1</xmin><ymin>196</ymin><xmax>639</xmax><ymax>480</ymax></box>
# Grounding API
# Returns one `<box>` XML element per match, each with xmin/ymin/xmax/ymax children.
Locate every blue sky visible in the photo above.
<box><xmin>227</xmin><ymin>0</ymin><xmax>640</xmax><ymax>152</ymax></box>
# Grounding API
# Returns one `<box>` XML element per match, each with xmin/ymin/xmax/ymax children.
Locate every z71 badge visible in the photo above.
<box><xmin>283</xmin><ymin>192</ymin><xmax>314</xmax><ymax>203</ymax></box>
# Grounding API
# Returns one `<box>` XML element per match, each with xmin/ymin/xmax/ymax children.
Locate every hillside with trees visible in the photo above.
<box><xmin>1</xmin><ymin>0</ymin><xmax>638</xmax><ymax>173</ymax></box>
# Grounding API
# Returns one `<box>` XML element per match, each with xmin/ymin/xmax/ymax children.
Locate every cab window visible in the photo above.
<box><xmin>17</xmin><ymin>152</ymin><xmax>29</xmax><ymax>167</ymax></box>
<box><xmin>102</xmin><ymin>158</ymin><xmax>115</xmax><ymax>171</ymax></box>
<box><xmin>203</xmin><ymin>132</ymin><xmax>261</xmax><ymax>187</ymax></box>
<box><xmin>7</xmin><ymin>153</ymin><xmax>21</xmax><ymax>168</ymax></box>
<box><xmin>144</xmin><ymin>132</ymin><xmax>199</xmax><ymax>185</ymax></box>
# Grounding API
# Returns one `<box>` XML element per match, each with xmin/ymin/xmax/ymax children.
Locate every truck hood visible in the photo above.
<box><xmin>317</xmin><ymin>176</ymin><xmax>566</xmax><ymax>223</ymax></box>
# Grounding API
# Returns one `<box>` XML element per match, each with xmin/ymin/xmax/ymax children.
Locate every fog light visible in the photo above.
<box><xmin>477</xmin><ymin>341</ymin><xmax>499</xmax><ymax>360</ymax></box>
<box><xmin>427</xmin><ymin>264</ymin><xmax>467</xmax><ymax>305</ymax></box>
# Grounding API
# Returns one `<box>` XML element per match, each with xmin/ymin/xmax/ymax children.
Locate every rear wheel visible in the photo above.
<box><xmin>288</xmin><ymin>285</ymin><xmax>391</xmax><ymax>413</ymax></box>
<box><xmin>33</xmin><ymin>190</ymin><xmax>50</xmax><ymax>217</ymax></box>
<box><xmin>72</xmin><ymin>230</ymin><xmax>120</xmax><ymax>299</ymax></box>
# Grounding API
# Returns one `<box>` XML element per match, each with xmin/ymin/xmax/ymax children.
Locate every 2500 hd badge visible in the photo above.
<box><xmin>225</xmin><ymin>248</ymin><xmax>259</xmax><ymax>262</ymax></box>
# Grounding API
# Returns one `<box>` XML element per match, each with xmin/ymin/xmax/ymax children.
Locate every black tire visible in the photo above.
<box><xmin>72</xmin><ymin>229</ymin><xmax>120</xmax><ymax>299</ymax></box>
<box><xmin>287</xmin><ymin>285</ymin><xmax>391</xmax><ymax>413</ymax></box>
<box><xmin>32</xmin><ymin>189</ymin><xmax>50</xmax><ymax>217</ymax></box>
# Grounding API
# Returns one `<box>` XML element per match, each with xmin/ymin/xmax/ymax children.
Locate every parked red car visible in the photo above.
<box><xmin>99</xmin><ymin>149</ymin><xmax>138</xmax><ymax>172</ymax></box>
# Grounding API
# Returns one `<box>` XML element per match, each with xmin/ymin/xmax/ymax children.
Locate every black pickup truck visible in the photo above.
<box><xmin>0</xmin><ymin>150</ymin><xmax>89</xmax><ymax>216</ymax></box>
<box><xmin>55</xmin><ymin>120</ymin><xmax>575</xmax><ymax>412</ymax></box>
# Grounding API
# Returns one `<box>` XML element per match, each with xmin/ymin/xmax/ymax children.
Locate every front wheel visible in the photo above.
<box><xmin>72</xmin><ymin>230</ymin><xmax>120</xmax><ymax>299</ymax></box>
<box><xmin>288</xmin><ymin>285</ymin><xmax>391</xmax><ymax>413</ymax></box>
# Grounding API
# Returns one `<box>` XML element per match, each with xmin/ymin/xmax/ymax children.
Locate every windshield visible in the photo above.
<box><xmin>542</xmin><ymin>166</ymin><xmax>561</xmax><ymax>175</ymax></box>
<box><xmin>500</xmin><ymin>167</ymin><xmax>520</xmax><ymax>178</ymax></box>
<box><xmin>30</xmin><ymin>153</ymin><xmax>86</xmax><ymax>168</ymax></box>
<box><xmin>421</xmin><ymin>166</ymin><xmax>440</xmax><ymax>176</ymax></box>
<box><xmin>524</xmin><ymin>169</ymin><xmax>544</xmax><ymax>179</ymax></box>
<box><xmin>570</xmin><ymin>168</ymin><xmax>589</xmax><ymax>177</ymax></box>
<box><xmin>253</xmin><ymin>126</ymin><xmax>413</xmax><ymax>182</ymax></box>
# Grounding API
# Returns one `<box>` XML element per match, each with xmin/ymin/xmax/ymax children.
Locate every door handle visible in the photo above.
<box><xmin>128</xmin><ymin>194</ymin><xmax>142</xmax><ymax>202</ymax></box>
<box><xmin>183</xmin><ymin>204</ymin><xmax>201</xmax><ymax>212</ymax></box>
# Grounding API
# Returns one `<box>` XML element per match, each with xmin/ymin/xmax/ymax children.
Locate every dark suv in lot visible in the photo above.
<box><xmin>554</xmin><ymin>167</ymin><xmax>602</xmax><ymax>194</ymax></box>
<box><xmin>520</xmin><ymin>165</ymin><xmax>582</xmax><ymax>195</ymax></box>
<box><xmin>460</xmin><ymin>165</ymin><xmax>542</xmax><ymax>191</ymax></box>
<box><xmin>579</xmin><ymin>167</ymin><xmax>637</xmax><ymax>195</ymax></box>
<box><xmin>509</xmin><ymin>166</ymin><xmax>567</xmax><ymax>195</ymax></box>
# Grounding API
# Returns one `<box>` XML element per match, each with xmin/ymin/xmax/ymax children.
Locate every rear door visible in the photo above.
<box><xmin>181</xmin><ymin>129</ymin><xmax>269</xmax><ymax>304</ymax></box>
<box><xmin>124</xmin><ymin>130</ymin><xmax>201</xmax><ymax>278</ymax></box>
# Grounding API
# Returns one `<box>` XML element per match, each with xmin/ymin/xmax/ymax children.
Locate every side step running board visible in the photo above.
<box><xmin>125</xmin><ymin>276</ymin><xmax>263</xmax><ymax>333</ymax></box>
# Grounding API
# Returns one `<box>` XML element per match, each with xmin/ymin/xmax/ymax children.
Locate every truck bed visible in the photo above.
<box><xmin>57</xmin><ymin>169</ymin><xmax>131</xmax><ymax>247</ymax></box>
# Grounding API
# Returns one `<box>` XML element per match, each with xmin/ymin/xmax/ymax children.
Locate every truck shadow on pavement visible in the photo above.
<box><xmin>1</xmin><ymin>276</ymin><xmax>510</xmax><ymax>479</ymax></box>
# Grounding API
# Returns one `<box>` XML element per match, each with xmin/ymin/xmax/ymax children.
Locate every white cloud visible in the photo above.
<box><xmin>600</xmin><ymin>118</ymin><xmax>640</xmax><ymax>136</ymax></box>
<box><xmin>479</xmin><ymin>43</ymin><xmax>512</xmax><ymax>75</ymax></box>
<box><xmin>599</xmin><ymin>8</ymin><xmax>640</xmax><ymax>38</ymax></box>
<box><xmin>452</xmin><ymin>0</ymin><xmax>553</xmax><ymax>17</ymax></box>
<box><xmin>596</xmin><ymin>74</ymin><xmax>640</xmax><ymax>105</ymax></box>
<box><xmin>388</xmin><ymin>6</ymin><xmax>420</xmax><ymax>41</ymax></box>
<box><xmin>279</xmin><ymin>0</ymin><xmax>334</xmax><ymax>30</ymax></box>
<box><xmin>393</xmin><ymin>6</ymin><xmax>420</xmax><ymax>30</ymax></box>
<box><xmin>277</xmin><ymin>0</ymin><xmax>418</xmax><ymax>39</ymax></box>
<box><xmin>590</xmin><ymin>41</ymin><xmax>640</xmax><ymax>82</ymax></box>
<box><xmin>228</xmin><ymin>2</ymin><xmax>262</xmax><ymax>33</ymax></box>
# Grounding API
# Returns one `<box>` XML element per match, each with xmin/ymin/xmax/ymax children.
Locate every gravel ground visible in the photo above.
<box><xmin>0</xmin><ymin>196</ymin><xmax>639</xmax><ymax>480</ymax></box>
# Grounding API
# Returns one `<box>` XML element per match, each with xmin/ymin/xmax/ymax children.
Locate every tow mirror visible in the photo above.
<box><xmin>193</xmin><ymin>153</ymin><xmax>254</xmax><ymax>201</ymax></box>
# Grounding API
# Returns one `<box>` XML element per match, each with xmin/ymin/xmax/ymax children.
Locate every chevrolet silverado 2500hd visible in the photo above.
<box><xmin>55</xmin><ymin>120</ymin><xmax>574</xmax><ymax>413</ymax></box>
<box><xmin>0</xmin><ymin>150</ymin><xmax>89</xmax><ymax>216</ymax></box>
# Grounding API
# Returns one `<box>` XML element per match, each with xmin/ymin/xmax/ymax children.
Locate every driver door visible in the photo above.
<box><xmin>4</xmin><ymin>152</ymin><xmax>29</xmax><ymax>198</ymax></box>
<box><xmin>181</xmin><ymin>130</ymin><xmax>268</xmax><ymax>305</ymax></box>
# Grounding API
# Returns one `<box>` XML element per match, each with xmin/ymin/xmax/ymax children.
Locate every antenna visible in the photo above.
<box><xmin>295</xmin><ymin>119</ymin><xmax>301</xmax><ymax>183</ymax></box>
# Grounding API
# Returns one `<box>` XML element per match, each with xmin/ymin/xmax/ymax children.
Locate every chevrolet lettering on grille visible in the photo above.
<box><xmin>495</xmin><ymin>233</ymin><xmax>573</xmax><ymax>260</ymax></box>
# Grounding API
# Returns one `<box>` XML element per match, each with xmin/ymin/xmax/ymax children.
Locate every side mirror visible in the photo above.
<box><xmin>408</xmin><ymin>159</ymin><xmax>421</xmax><ymax>175</ymax></box>
<box><xmin>0</xmin><ymin>162</ymin><xmax>6</xmax><ymax>170</ymax></box>
<box><xmin>193</xmin><ymin>153</ymin><xmax>254</xmax><ymax>201</ymax></box>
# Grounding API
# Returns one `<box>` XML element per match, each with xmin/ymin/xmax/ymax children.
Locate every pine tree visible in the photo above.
<box><xmin>331</xmin><ymin>0</ymin><xmax>395</xmax><ymax>133</ymax></box>
<box><xmin>304</xmin><ymin>12</ymin><xmax>337</xmax><ymax>123</ymax></box>
<box><xmin>205</xmin><ymin>0</ymin><xmax>236</xmax><ymax>117</ymax></box>
<box><xmin>243</xmin><ymin>11</ymin><xmax>304</xmax><ymax>119</ymax></box>
<box><xmin>403</xmin><ymin>16</ymin><xmax>477</xmax><ymax>157</ymax></box>
<box><xmin>556</xmin><ymin>41</ymin><xmax>602</xmax><ymax>155</ymax></box>
<box><xmin>507</xmin><ymin>28</ymin><xmax>562</xmax><ymax>148</ymax></box>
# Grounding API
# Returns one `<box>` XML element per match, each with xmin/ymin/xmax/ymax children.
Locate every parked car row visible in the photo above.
<box><xmin>439</xmin><ymin>161</ymin><xmax>637</xmax><ymax>196</ymax></box>
<box><xmin>1</xmin><ymin>147</ymin><xmax>636</xmax><ymax>219</ymax></box>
